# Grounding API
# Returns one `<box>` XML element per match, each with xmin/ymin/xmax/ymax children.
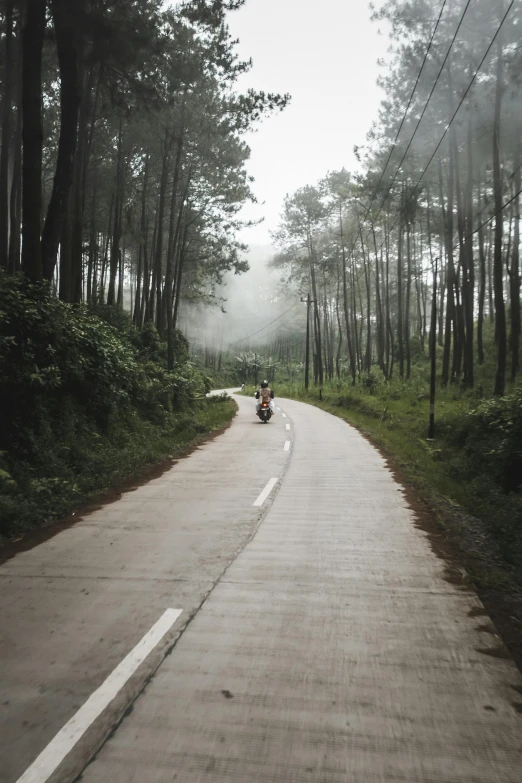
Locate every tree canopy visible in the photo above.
<box><xmin>0</xmin><ymin>0</ymin><xmax>289</xmax><ymax>367</ymax></box>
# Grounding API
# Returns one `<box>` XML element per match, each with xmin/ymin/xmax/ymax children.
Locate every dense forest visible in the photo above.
<box><xmin>262</xmin><ymin>0</ymin><xmax>521</xmax><ymax>397</ymax></box>
<box><xmin>0</xmin><ymin>0</ymin><xmax>287</xmax><ymax>353</ymax></box>
<box><xmin>0</xmin><ymin>0</ymin><xmax>287</xmax><ymax>535</ymax></box>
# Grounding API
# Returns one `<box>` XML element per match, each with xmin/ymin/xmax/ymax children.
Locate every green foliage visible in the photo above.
<box><xmin>361</xmin><ymin>371</ymin><xmax>380</xmax><ymax>395</ymax></box>
<box><xmin>0</xmin><ymin>274</ymin><xmax>233</xmax><ymax>538</ymax></box>
<box><xmin>450</xmin><ymin>389</ymin><xmax>522</xmax><ymax>492</ymax></box>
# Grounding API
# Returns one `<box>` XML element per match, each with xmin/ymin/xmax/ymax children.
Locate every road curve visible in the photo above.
<box><xmin>2</xmin><ymin>394</ymin><xmax>522</xmax><ymax>783</ymax></box>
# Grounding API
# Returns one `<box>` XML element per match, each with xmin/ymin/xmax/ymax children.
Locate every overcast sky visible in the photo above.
<box><xmin>227</xmin><ymin>0</ymin><xmax>390</xmax><ymax>247</ymax></box>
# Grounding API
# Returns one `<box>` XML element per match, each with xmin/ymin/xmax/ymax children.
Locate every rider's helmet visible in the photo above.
<box><xmin>260</xmin><ymin>380</ymin><xmax>268</xmax><ymax>388</ymax></box>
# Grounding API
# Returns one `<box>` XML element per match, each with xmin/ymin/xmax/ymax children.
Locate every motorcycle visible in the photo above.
<box><xmin>257</xmin><ymin>401</ymin><xmax>272</xmax><ymax>423</ymax></box>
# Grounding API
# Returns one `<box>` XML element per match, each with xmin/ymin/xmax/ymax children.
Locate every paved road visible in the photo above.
<box><xmin>2</xmin><ymin>394</ymin><xmax>521</xmax><ymax>783</ymax></box>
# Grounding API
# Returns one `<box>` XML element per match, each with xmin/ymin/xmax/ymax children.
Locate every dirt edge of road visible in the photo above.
<box><xmin>0</xmin><ymin>401</ymin><xmax>238</xmax><ymax>567</ymax></box>
<box><xmin>281</xmin><ymin>396</ymin><xmax>522</xmax><ymax>679</ymax></box>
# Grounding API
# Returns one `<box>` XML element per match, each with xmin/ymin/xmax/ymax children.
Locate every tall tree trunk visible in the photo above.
<box><xmin>87</xmin><ymin>180</ymin><xmax>98</xmax><ymax>303</ymax></box>
<box><xmin>384</xmin><ymin>224</ymin><xmax>392</xmax><ymax>379</ymax></box>
<box><xmin>335</xmin><ymin>273</ymin><xmax>343</xmax><ymax>379</ymax></box>
<box><xmin>172</xmin><ymin>220</ymin><xmax>190</xmax><ymax>333</ymax></box>
<box><xmin>0</xmin><ymin>0</ymin><xmax>14</xmax><ymax>268</ymax></box>
<box><xmin>41</xmin><ymin>0</ymin><xmax>84</xmax><ymax>281</ymax></box>
<box><xmin>133</xmin><ymin>151</ymin><xmax>149</xmax><ymax>327</ymax></box>
<box><xmin>356</xmin><ymin>265</ymin><xmax>365</xmax><ymax>373</ymax></box>
<box><xmin>59</xmin><ymin>190</ymin><xmax>73</xmax><ymax>300</ymax></box>
<box><xmin>136</xmin><ymin>210</ymin><xmax>150</xmax><ymax>329</ymax></box>
<box><xmin>405</xmin><ymin>221</ymin><xmax>412</xmax><ymax>380</ymax></box>
<box><xmin>450</xmin><ymin>151</ymin><xmax>464</xmax><ymax>380</ymax></box>
<box><xmin>373</xmin><ymin>228</ymin><xmax>385</xmax><ymax>373</ymax></box>
<box><xmin>441</xmin><ymin>149</ymin><xmax>456</xmax><ymax>386</ymax></box>
<box><xmin>154</xmin><ymin>131</ymin><xmax>171</xmax><ymax>328</ymax></box>
<box><xmin>351</xmin><ymin>259</ymin><xmax>360</xmax><ymax>375</ymax></box>
<box><xmin>509</xmin><ymin>148</ymin><xmax>521</xmax><ymax>380</ymax></box>
<box><xmin>145</xmin><ymin>203</ymin><xmax>159</xmax><ymax>324</ymax></box>
<box><xmin>107</xmin><ymin>120</ymin><xmax>124</xmax><ymax>306</ymax></box>
<box><xmin>340</xmin><ymin>204</ymin><xmax>356</xmax><ymax>383</ymax></box>
<box><xmin>436</xmin><ymin>174</ymin><xmax>445</xmax><ymax>348</ymax></box>
<box><xmin>438</xmin><ymin>240</ymin><xmax>445</xmax><ymax>348</ymax></box>
<box><xmin>310</xmin><ymin>255</ymin><xmax>323</xmax><ymax>385</ymax></box>
<box><xmin>99</xmin><ymin>190</ymin><xmax>114</xmax><ymax>303</ymax></box>
<box><xmin>139</xmin><ymin>215</ymin><xmax>150</xmax><ymax>327</ymax></box>
<box><xmin>447</xmin><ymin>63</ymin><xmax>465</xmax><ymax>382</ymax></box>
<box><xmin>397</xmin><ymin>221</ymin><xmax>404</xmax><ymax>377</ymax></box>
<box><xmin>462</xmin><ymin>111</ymin><xmax>475</xmax><ymax>386</ymax></box>
<box><xmin>69</xmin><ymin>62</ymin><xmax>96</xmax><ymax>303</ymax></box>
<box><xmin>21</xmin><ymin>0</ymin><xmax>46</xmax><ymax>282</ymax></box>
<box><xmin>8</xmin><ymin>93</ymin><xmax>22</xmax><ymax>273</ymax></box>
<box><xmin>358</xmin><ymin>219</ymin><xmax>372</xmax><ymax>373</ymax></box>
<box><xmin>134</xmin><ymin>237</ymin><xmax>143</xmax><ymax>326</ymax></box>
<box><xmin>487</xmin><ymin>226</ymin><xmax>494</xmax><ymax>323</ymax></box>
<box><xmin>322</xmin><ymin>283</ymin><xmax>331</xmax><ymax>380</ymax></box>
<box><xmin>493</xmin><ymin>41</ymin><xmax>506</xmax><ymax>396</ymax></box>
<box><xmin>117</xmin><ymin>228</ymin><xmax>124</xmax><ymax>307</ymax></box>
<box><xmin>477</xmin><ymin>187</ymin><xmax>486</xmax><ymax>365</ymax></box>
<box><xmin>415</xmin><ymin>271</ymin><xmax>423</xmax><ymax>350</ymax></box>
<box><xmin>163</xmin><ymin>132</ymin><xmax>185</xmax><ymax>339</ymax></box>
<box><xmin>169</xmin><ymin>179</ymin><xmax>191</xmax><ymax>370</ymax></box>
<box><xmin>426</xmin><ymin>188</ymin><xmax>437</xmax><ymax>353</ymax></box>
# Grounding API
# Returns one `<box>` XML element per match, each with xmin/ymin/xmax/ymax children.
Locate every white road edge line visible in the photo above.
<box><xmin>286</xmin><ymin>423</ymin><xmax>291</xmax><ymax>431</ymax></box>
<box><xmin>284</xmin><ymin>441</ymin><xmax>291</xmax><ymax>452</ymax></box>
<box><xmin>253</xmin><ymin>477</ymin><xmax>278</xmax><ymax>507</ymax></box>
<box><xmin>15</xmin><ymin>608</ymin><xmax>183</xmax><ymax>783</ymax></box>
<box><xmin>282</xmin><ymin>413</ymin><xmax>287</xmax><ymax>418</ymax></box>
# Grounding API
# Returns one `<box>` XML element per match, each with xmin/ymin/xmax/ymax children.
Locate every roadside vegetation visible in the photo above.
<box><xmin>0</xmin><ymin>274</ymin><xmax>236</xmax><ymax>539</ymax></box>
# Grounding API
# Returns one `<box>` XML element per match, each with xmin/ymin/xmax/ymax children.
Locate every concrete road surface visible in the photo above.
<box><xmin>1</xmin><ymin>394</ymin><xmax>521</xmax><ymax>783</ymax></box>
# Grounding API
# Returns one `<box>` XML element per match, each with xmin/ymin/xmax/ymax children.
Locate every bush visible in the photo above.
<box><xmin>457</xmin><ymin>388</ymin><xmax>522</xmax><ymax>492</ymax></box>
<box><xmin>361</xmin><ymin>371</ymin><xmax>380</xmax><ymax>395</ymax></box>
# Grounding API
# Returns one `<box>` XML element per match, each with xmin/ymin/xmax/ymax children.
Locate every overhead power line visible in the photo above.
<box><xmin>384</xmin><ymin>181</ymin><xmax>522</xmax><ymax>312</ymax></box>
<box><xmin>363</xmin><ymin>0</ymin><xmax>450</xmax><ymax>224</ymax></box>
<box><xmin>251</xmin><ymin>311</ymin><xmax>304</xmax><ymax>345</ymax></box>
<box><xmin>370</xmin><ymin>0</ymin><xmax>472</xmax><ymax>231</ymax></box>
<box><xmin>230</xmin><ymin>185</ymin><xmax>521</xmax><ymax>359</ymax></box>
<box><xmin>371</xmin><ymin>0</ymin><xmax>516</xmax><ymax>262</ymax></box>
<box><xmin>329</xmin><ymin>0</ymin><xmax>472</xmax><ymax>305</ymax></box>
<box><xmin>229</xmin><ymin>302</ymin><xmax>300</xmax><ymax>347</ymax></box>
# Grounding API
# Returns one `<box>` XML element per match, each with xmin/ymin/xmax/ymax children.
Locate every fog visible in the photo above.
<box><xmin>178</xmin><ymin>245</ymin><xmax>296</xmax><ymax>353</ymax></box>
<box><xmin>178</xmin><ymin>0</ymin><xmax>389</xmax><ymax>354</ymax></box>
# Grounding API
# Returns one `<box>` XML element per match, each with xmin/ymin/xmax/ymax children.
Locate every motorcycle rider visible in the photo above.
<box><xmin>255</xmin><ymin>380</ymin><xmax>275</xmax><ymax>415</ymax></box>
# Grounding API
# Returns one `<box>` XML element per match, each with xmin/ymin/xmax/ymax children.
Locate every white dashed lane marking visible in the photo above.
<box><xmin>15</xmin><ymin>609</ymin><xmax>183</xmax><ymax>783</ymax></box>
<box><xmin>253</xmin><ymin>478</ymin><xmax>279</xmax><ymax>508</ymax></box>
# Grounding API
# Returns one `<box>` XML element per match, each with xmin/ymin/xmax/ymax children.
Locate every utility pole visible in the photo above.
<box><xmin>428</xmin><ymin>257</ymin><xmax>438</xmax><ymax>440</ymax></box>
